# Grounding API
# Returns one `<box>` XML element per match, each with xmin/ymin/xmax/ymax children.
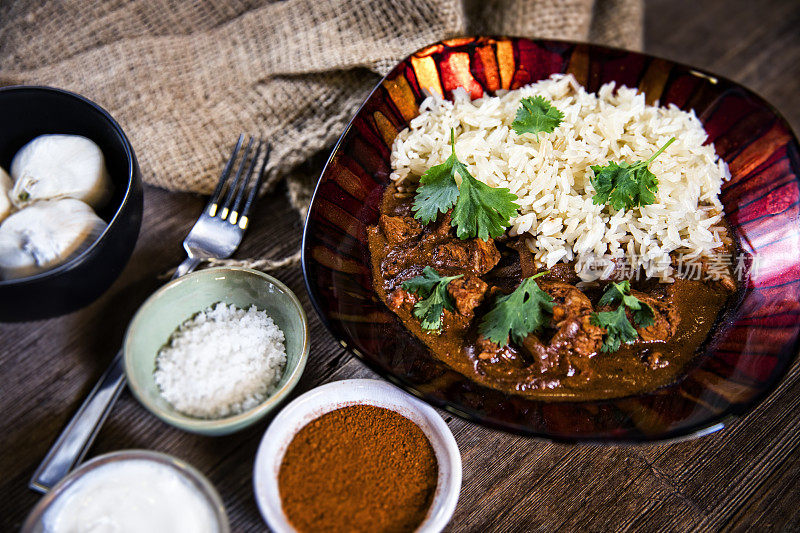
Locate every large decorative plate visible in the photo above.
<box><xmin>301</xmin><ymin>37</ymin><xmax>800</xmax><ymax>441</ymax></box>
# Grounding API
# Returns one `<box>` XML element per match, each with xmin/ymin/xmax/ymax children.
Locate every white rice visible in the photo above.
<box><xmin>154</xmin><ymin>302</ymin><xmax>286</xmax><ymax>419</ymax></box>
<box><xmin>390</xmin><ymin>74</ymin><xmax>730</xmax><ymax>281</ymax></box>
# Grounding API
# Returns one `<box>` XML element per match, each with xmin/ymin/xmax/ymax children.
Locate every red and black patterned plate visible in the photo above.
<box><xmin>301</xmin><ymin>37</ymin><xmax>800</xmax><ymax>442</ymax></box>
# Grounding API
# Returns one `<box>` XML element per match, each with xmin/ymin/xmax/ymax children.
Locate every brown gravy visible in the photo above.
<box><xmin>368</xmin><ymin>182</ymin><xmax>737</xmax><ymax>401</ymax></box>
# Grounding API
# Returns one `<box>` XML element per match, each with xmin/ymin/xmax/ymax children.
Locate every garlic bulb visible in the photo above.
<box><xmin>0</xmin><ymin>167</ymin><xmax>12</xmax><ymax>223</ymax></box>
<box><xmin>10</xmin><ymin>134</ymin><xmax>112</xmax><ymax>210</ymax></box>
<box><xmin>0</xmin><ymin>198</ymin><xmax>106</xmax><ymax>280</ymax></box>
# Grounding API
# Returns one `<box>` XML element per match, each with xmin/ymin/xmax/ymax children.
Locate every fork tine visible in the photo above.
<box><xmin>229</xmin><ymin>141</ymin><xmax>263</xmax><ymax>225</ymax></box>
<box><xmin>220</xmin><ymin>137</ymin><xmax>254</xmax><ymax>219</ymax></box>
<box><xmin>237</xmin><ymin>142</ymin><xmax>271</xmax><ymax>230</ymax></box>
<box><xmin>207</xmin><ymin>134</ymin><xmax>244</xmax><ymax>217</ymax></box>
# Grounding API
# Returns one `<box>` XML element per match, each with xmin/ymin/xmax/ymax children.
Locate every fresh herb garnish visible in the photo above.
<box><xmin>401</xmin><ymin>266</ymin><xmax>462</xmax><ymax>331</ymax></box>
<box><xmin>597</xmin><ymin>280</ymin><xmax>655</xmax><ymax>326</ymax></box>
<box><xmin>412</xmin><ymin>131</ymin><xmax>462</xmax><ymax>224</ymax></box>
<box><xmin>451</xmin><ymin>164</ymin><xmax>520</xmax><ymax>241</ymax></box>
<box><xmin>412</xmin><ymin>129</ymin><xmax>520</xmax><ymax>240</ymax></box>
<box><xmin>590</xmin><ymin>306</ymin><xmax>639</xmax><ymax>353</ymax></box>
<box><xmin>512</xmin><ymin>96</ymin><xmax>565</xmax><ymax>139</ymax></box>
<box><xmin>590</xmin><ymin>281</ymin><xmax>655</xmax><ymax>352</ymax></box>
<box><xmin>590</xmin><ymin>137</ymin><xmax>676</xmax><ymax>211</ymax></box>
<box><xmin>479</xmin><ymin>272</ymin><xmax>554</xmax><ymax>345</ymax></box>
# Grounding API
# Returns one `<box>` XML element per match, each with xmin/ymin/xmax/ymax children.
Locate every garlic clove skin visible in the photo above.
<box><xmin>10</xmin><ymin>134</ymin><xmax>112</xmax><ymax>210</ymax></box>
<box><xmin>0</xmin><ymin>167</ymin><xmax>12</xmax><ymax>223</ymax></box>
<box><xmin>0</xmin><ymin>198</ymin><xmax>106</xmax><ymax>280</ymax></box>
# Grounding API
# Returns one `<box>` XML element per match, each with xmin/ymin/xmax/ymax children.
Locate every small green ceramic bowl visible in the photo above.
<box><xmin>124</xmin><ymin>267</ymin><xmax>309</xmax><ymax>436</ymax></box>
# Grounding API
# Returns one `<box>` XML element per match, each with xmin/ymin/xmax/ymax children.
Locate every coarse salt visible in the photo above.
<box><xmin>154</xmin><ymin>302</ymin><xmax>286</xmax><ymax>418</ymax></box>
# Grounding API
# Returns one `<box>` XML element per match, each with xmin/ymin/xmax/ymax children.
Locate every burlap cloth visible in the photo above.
<box><xmin>0</xmin><ymin>0</ymin><xmax>642</xmax><ymax>266</ymax></box>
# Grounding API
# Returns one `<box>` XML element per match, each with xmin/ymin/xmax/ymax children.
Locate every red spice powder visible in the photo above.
<box><xmin>278</xmin><ymin>404</ymin><xmax>439</xmax><ymax>532</ymax></box>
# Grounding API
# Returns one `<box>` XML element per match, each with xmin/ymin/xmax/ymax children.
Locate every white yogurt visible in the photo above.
<box><xmin>42</xmin><ymin>459</ymin><xmax>220</xmax><ymax>533</ymax></box>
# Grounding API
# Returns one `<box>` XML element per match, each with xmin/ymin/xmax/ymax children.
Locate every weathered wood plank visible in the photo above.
<box><xmin>646</xmin><ymin>0</ymin><xmax>800</xmax><ymax>131</ymax></box>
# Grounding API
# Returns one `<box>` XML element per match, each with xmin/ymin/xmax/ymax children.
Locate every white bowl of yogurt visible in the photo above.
<box><xmin>22</xmin><ymin>450</ymin><xmax>229</xmax><ymax>533</ymax></box>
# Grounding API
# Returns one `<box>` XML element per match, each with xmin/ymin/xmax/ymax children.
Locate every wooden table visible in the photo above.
<box><xmin>2</xmin><ymin>0</ymin><xmax>799</xmax><ymax>530</ymax></box>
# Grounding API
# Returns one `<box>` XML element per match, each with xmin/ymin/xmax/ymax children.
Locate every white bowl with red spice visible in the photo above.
<box><xmin>253</xmin><ymin>378</ymin><xmax>462</xmax><ymax>532</ymax></box>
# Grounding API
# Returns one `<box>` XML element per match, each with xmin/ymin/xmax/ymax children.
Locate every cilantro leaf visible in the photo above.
<box><xmin>591</xmin><ymin>281</ymin><xmax>656</xmax><ymax>351</ymax></box>
<box><xmin>412</xmin><ymin>130</ymin><xmax>461</xmax><ymax>224</ymax></box>
<box><xmin>596</xmin><ymin>280</ymin><xmax>636</xmax><ymax>308</ymax></box>
<box><xmin>512</xmin><ymin>96</ymin><xmax>565</xmax><ymax>139</ymax></box>
<box><xmin>596</xmin><ymin>280</ymin><xmax>655</xmax><ymax>328</ymax></box>
<box><xmin>401</xmin><ymin>266</ymin><xmax>444</xmax><ymax>295</ymax></box>
<box><xmin>412</xmin><ymin>128</ymin><xmax>520</xmax><ymax>240</ymax></box>
<box><xmin>479</xmin><ymin>272</ymin><xmax>554</xmax><ymax>345</ymax></box>
<box><xmin>590</xmin><ymin>137</ymin><xmax>676</xmax><ymax>211</ymax></box>
<box><xmin>630</xmin><ymin>302</ymin><xmax>655</xmax><ymax>328</ymax></box>
<box><xmin>452</xmin><ymin>170</ymin><xmax>519</xmax><ymax>240</ymax></box>
<box><xmin>590</xmin><ymin>306</ymin><xmax>639</xmax><ymax>352</ymax></box>
<box><xmin>401</xmin><ymin>267</ymin><xmax>462</xmax><ymax>331</ymax></box>
<box><xmin>597</xmin><ymin>279</ymin><xmax>629</xmax><ymax>307</ymax></box>
<box><xmin>412</xmin><ymin>285</ymin><xmax>452</xmax><ymax>330</ymax></box>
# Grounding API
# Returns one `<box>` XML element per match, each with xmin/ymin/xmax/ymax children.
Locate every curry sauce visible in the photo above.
<box><xmin>368</xmin><ymin>182</ymin><xmax>738</xmax><ymax>401</ymax></box>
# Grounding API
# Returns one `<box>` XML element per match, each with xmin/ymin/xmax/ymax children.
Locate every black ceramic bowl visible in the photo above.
<box><xmin>0</xmin><ymin>86</ymin><xmax>143</xmax><ymax>321</ymax></box>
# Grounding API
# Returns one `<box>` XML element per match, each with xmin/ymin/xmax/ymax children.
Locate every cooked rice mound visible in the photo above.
<box><xmin>390</xmin><ymin>74</ymin><xmax>730</xmax><ymax>281</ymax></box>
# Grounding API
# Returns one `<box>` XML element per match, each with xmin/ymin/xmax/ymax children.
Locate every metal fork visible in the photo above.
<box><xmin>30</xmin><ymin>135</ymin><xmax>271</xmax><ymax>493</ymax></box>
